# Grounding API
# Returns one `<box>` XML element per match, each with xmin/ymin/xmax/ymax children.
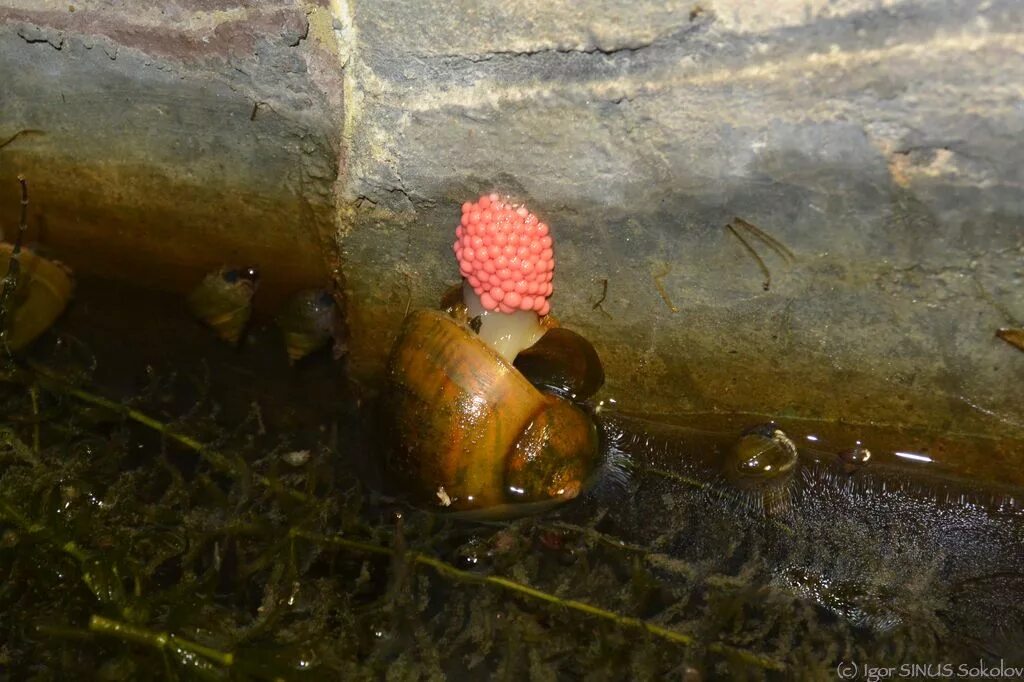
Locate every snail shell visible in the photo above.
<box><xmin>0</xmin><ymin>244</ymin><xmax>74</xmax><ymax>351</ymax></box>
<box><xmin>188</xmin><ymin>267</ymin><xmax>258</xmax><ymax>345</ymax></box>
<box><xmin>383</xmin><ymin>309</ymin><xmax>600</xmax><ymax>514</ymax></box>
<box><xmin>838</xmin><ymin>441</ymin><xmax>871</xmax><ymax>471</ymax></box>
<box><xmin>276</xmin><ymin>288</ymin><xmax>340</xmax><ymax>363</ymax></box>
<box><xmin>997</xmin><ymin>328</ymin><xmax>1024</xmax><ymax>353</ymax></box>
<box><xmin>724</xmin><ymin>423</ymin><xmax>799</xmax><ymax>516</ymax></box>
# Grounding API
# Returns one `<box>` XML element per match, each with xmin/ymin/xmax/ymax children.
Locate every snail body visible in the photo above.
<box><xmin>187</xmin><ymin>267</ymin><xmax>258</xmax><ymax>345</ymax></box>
<box><xmin>383</xmin><ymin>309</ymin><xmax>600</xmax><ymax>514</ymax></box>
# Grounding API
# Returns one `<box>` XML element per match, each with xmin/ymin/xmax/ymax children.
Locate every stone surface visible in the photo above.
<box><xmin>0</xmin><ymin>0</ymin><xmax>1021</xmax><ymax>437</ymax></box>
<box><xmin>0</xmin><ymin>0</ymin><xmax>347</xmax><ymax>309</ymax></box>
<box><xmin>340</xmin><ymin>0</ymin><xmax>1024</xmax><ymax>435</ymax></box>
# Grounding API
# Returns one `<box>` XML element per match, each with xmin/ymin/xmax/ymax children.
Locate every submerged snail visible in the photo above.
<box><xmin>724</xmin><ymin>423</ymin><xmax>799</xmax><ymax>515</ymax></box>
<box><xmin>0</xmin><ymin>243</ymin><xmax>74</xmax><ymax>351</ymax></box>
<box><xmin>188</xmin><ymin>266</ymin><xmax>259</xmax><ymax>345</ymax></box>
<box><xmin>0</xmin><ymin>178</ymin><xmax>74</xmax><ymax>351</ymax></box>
<box><xmin>383</xmin><ymin>194</ymin><xmax>605</xmax><ymax>515</ymax></box>
<box><xmin>275</xmin><ymin>288</ymin><xmax>346</xmax><ymax>363</ymax></box>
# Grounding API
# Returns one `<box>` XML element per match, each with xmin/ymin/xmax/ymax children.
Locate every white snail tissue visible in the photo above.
<box><xmin>463</xmin><ymin>280</ymin><xmax>545</xmax><ymax>362</ymax></box>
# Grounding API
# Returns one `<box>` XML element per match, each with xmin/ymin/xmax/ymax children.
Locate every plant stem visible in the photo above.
<box><xmin>0</xmin><ymin>177</ymin><xmax>29</xmax><ymax>359</ymax></box>
<box><xmin>29</xmin><ymin>384</ymin><xmax>40</xmax><ymax>453</ymax></box>
<box><xmin>89</xmin><ymin>615</ymin><xmax>235</xmax><ymax>668</ymax></box>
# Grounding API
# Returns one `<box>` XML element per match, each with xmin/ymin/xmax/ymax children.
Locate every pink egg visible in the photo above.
<box><xmin>456</xmin><ymin>196</ymin><xmax>555</xmax><ymax>315</ymax></box>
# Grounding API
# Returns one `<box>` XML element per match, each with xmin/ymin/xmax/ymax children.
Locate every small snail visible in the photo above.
<box><xmin>723</xmin><ymin>423</ymin><xmax>799</xmax><ymax>516</ymax></box>
<box><xmin>383</xmin><ymin>194</ymin><xmax>604</xmax><ymax>516</ymax></box>
<box><xmin>187</xmin><ymin>266</ymin><xmax>259</xmax><ymax>345</ymax></box>
<box><xmin>0</xmin><ymin>244</ymin><xmax>74</xmax><ymax>351</ymax></box>
<box><xmin>275</xmin><ymin>288</ymin><xmax>346</xmax><ymax>363</ymax></box>
<box><xmin>838</xmin><ymin>441</ymin><xmax>871</xmax><ymax>466</ymax></box>
<box><xmin>0</xmin><ymin>177</ymin><xmax>74</xmax><ymax>351</ymax></box>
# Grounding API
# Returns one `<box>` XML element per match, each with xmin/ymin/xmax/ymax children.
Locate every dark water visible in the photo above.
<box><xmin>0</xmin><ymin>276</ymin><xmax>1022</xmax><ymax>680</ymax></box>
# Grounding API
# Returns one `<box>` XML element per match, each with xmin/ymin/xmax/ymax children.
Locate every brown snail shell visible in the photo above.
<box><xmin>276</xmin><ymin>288</ymin><xmax>341</xmax><ymax>363</ymax></box>
<box><xmin>383</xmin><ymin>308</ymin><xmax>600</xmax><ymax>514</ymax></box>
<box><xmin>997</xmin><ymin>328</ymin><xmax>1024</xmax><ymax>353</ymax></box>
<box><xmin>0</xmin><ymin>244</ymin><xmax>74</xmax><ymax>351</ymax></box>
<box><xmin>188</xmin><ymin>267</ymin><xmax>258</xmax><ymax>345</ymax></box>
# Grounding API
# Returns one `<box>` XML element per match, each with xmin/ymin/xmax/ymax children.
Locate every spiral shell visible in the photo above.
<box><xmin>276</xmin><ymin>288</ymin><xmax>340</xmax><ymax>363</ymax></box>
<box><xmin>724</xmin><ymin>423</ymin><xmax>799</xmax><ymax>515</ymax></box>
<box><xmin>384</xmin><ymin>309</ymin><xmax>600</xmax><ymax>514</ymax></box>
<box><xmin>0</xmin><ymin>244</ymin><xmax>74</xmax><ymax>351</ymax></box>
<box><xmin>187</xmin><ymin>267</ymin><xmax>258</xmax><ymax>345</ymax></box>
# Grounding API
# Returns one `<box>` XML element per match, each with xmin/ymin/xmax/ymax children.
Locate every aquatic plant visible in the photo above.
<box><xmin>0</xmin><ymin>354</ymin><xmax>801</xmax><ymax>679</ymax></box>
